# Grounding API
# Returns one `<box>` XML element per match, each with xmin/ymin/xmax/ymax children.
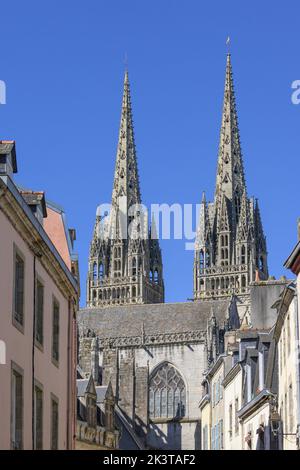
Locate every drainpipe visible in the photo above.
<box><xmin>32</xmin><ymin>255</ymin><xmax>36</xmax><ymax>450</ymax></box>
<box><xmin>67</xmin><ymin>296</ymin><xmax>76</xmax><ymax>450</ymax></box>
<box><xmin>66</xmin><ymin>297</ymin><xmax>71</xmax><ymax>449</ymax></box>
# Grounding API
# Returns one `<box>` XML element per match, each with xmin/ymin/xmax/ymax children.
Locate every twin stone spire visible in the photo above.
<box><xmin>87</xmin><ymin>70</ymin><xmax>164</xmax><ymax>307</ymax></box>
<box><xmin>194</xmin><ymin>54</ymin><xmax>268</xmax><ymax>307</ymax></box>
<box><xmin>87</xmin><ymin>55</ymin><xmax>268</xmax><ymax>308</ymax></box>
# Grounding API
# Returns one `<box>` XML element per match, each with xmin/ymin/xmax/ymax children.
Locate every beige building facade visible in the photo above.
<box><xmin>223</xmin><ymin>363</ymin><xmax>243</xmax><ymax>450</ymax></box>
<box><xmin>0</xmin><ymin>141</ymin><xmax>79</xmax><ymax>449</ymax></box>
<box><xmin>273</xmin><ymin>225</ymin><xmax>300</xmax><ymax>450</ymax></box>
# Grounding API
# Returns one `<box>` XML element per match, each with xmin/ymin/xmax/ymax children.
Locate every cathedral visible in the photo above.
<box><xmin>78</xmin><ymin>54</ymin><xmax>269</xmax><ymax>449</ymax></box>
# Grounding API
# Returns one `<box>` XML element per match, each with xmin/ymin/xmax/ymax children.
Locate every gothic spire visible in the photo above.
<box><xmin>195</xmin><ymin>191</ymin><xmax>211</xmax><ymax>251</ymax></box>
<box><xmin>87</xmin><ymin>70</ymin><xmax>164</xmax><ymax>307</ymax></box>
<box><xmin>194</xmin><ymin>53</ymin><xmax>268</xmax><ymax>307</ymax></box>
<box><xmin>215</xmin><ymin>54</ymin><xmax>246</xmax><ymax>206</ymax></box>
<box><xmin>111</xmin><ymin>70</ymin><xmax>141</xmax><ymax>212</ymax></box>
<box><xmin>236</xmin><ymin>190</ymin><xmax>250</xmax><ymax>242</ymax></box>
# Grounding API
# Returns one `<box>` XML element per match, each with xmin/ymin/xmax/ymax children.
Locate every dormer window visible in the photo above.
<box><xmin>0</xmin><ymin>141</ymin><xmax>17</xmax><ymax>177</ymax></box>
<box><xmin>19</xmin><ymin>191</ymin><xmax>47</xmax><ymax>226</ymax></box>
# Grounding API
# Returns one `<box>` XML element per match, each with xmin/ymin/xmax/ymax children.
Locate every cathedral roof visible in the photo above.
<box><xmin>78</xmin><ymin>299</ymin><xmax>233</xmax><ymax>340</ymax></box>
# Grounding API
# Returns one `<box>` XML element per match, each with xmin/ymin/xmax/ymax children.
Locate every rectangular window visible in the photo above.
<box><xmin>211</xmin><ymin>427</ymin><xmax>215</xmax><ymax>450</ymax></box>
<box><xmin>283</xmin><ymin>328</ymin><xmax>286</xmax><ymax>365</ymax></box>
<box><xmin>203</xmin><ymin>425</ymin><xmax>208</xmax><ymax>450</ymax></box>
<box><xmin>219</xmin><ymin>378</ymin><xmax>223</xmax><ymax>399</ymax></box>
<box><xmin>52</xmin><ymin>299</ymin><xmax>60</xmax><ymax>364</ymax></box>
<box><xmin>246</xmin><ymin>364</ymin><xmax>252</xmax><ymax>403</ymax></box>
<box><xmin>287</xmin><ymin>315</ymin><xmax>291</xmax><ymax>356</ymax></box>
<box><xmin>258</xmin><ymin>350</ymin><xmax>264</xmax><ymax>391</ymax></box>
<box><xmin>215</xmin><ymin>424</ymin><xmax>219</xmax><ymax>450</ymax></box>
<box><xmin>34</xmin><ymin>385</ymin><xmax>43</xmax><ymax>449</ymax></box>
<box><xmin>289</xmin><ymin>383</ymin><xmax>293</xmax><ymax>433</ymax></box>
<box><xmin>219</xmin><ymin>419</ymin><xmax>224</xmax><ymax>449</ymax></box>
<box><xmin>51</xmin><ymin>396</ymin><xmax>59</xmax><ymax>450</ymax></box>
<box><xmin>229</xmin><ymin>403</ymin><xmax>233</xmax><ymax>438</ymax></box>
<box><xmin>11</xmin><ymin>364</ymin><xmax>23</xmax><ymax>449</ymax></box>
<box><xmin>13</xmin><ymin>250</ymin><xmax>25</xmax><ymax>327</ymax></box>
<box><xmin>35</xmin><ymin>279</ymin><xmax>44</xmax><ymax>346</ymax></box>
<box><xmin>235</xmin><ymin>397</ymin><xmax>239</xmax><ymax>434</ymax></box>
<box><xmin>284</xmin><ymin>392</ymin><xmax>288</xmax><ymax>433</ymax></box>
<box><xmin>279</xmin><ymin>339</ymin><xmax>282</xmax><ymax>375</ymax></box>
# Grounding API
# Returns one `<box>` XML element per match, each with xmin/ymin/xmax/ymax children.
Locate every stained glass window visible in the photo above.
<box><xmin>149</xmin><ymin>363</ymin><xmax>186</xmax><ymax>419</ymax></box>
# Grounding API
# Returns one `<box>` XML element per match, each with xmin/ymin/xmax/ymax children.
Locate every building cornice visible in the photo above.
<box><xmin>223</xmin><ymin>362</ymin><xmax>242</xmax><ymax>388</ymax></box>
<box><xmin>284</xmin><ymin>240</ymin><xmax>300</xmax><ymax>275</ymax></box>
<box><xmin>237</xmin><ymin>389</ymin><xmax>274</xmax><ymax>421</ymax></box>
<box><xmin>199</xmin><ymin>393</ymin><xmax>210</xmax><ymax>410</ymax></box>
<box><xmin>205</xmin><ymin>354</ymin><xmax>226</xmax><ymax>380</ymax></box>
<box><xmin>273</xmin><ymin>284</ymin><xmax>296</xmax><ymax>342</ymax></box>
<box><xmin>79</xmin><ymin>329</ymin><xmax>205</xmax><ymax>348</ymax></box>
<box><xmin>0</xmin><ymin>176</ymin><xmax>78</xmax><ymax>300</ymax></box>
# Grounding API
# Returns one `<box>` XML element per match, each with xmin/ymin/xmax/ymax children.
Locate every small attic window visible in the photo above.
<box><xmin>0</xmin><ymin>154</ymin><xmax>13</xmax><ymax>175</ymax></box>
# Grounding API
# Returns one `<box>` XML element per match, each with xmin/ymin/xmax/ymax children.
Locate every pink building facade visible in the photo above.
<box><xmin>0</xmin><ymin>140</ymin><xmax>79</xmax><ymax>449</ymax></box>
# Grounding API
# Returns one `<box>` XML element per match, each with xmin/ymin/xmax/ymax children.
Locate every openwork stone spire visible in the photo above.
<box><xmin>111</xmin><ymin>70</ymin><xmax>141</xmax><ymax>212</ymax></box>
<box><xmin>87</xmin><ymin>71</ymin><xmax>164</xmax><ymax>307</ymax></box>
<box><xmin>215</xmin><ymin>54</ymin><xmax>246</xmax><ymax>206</ymax></box>
<box><xmin>194</xmin><ymin>54</ymin><xmax>268</xmax><ymax>312</ymax></box>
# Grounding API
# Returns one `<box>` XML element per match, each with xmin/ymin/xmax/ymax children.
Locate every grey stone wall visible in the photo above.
<box><xmin>102</xmin><ymin>348</ymin><xmax>118</xmax><ymax>394</ymax></box>
<box><xmin>135</xmin><ymin>366</ymin><xmax>148</xmax><ymax>438</ymax></box>
<box><xmin>78</xmin><ymin>337</ymin><xmax>92</xmax><ymax>376</ymax></box>
<box><xmin>250</xmin><ymin>281</ymin><xmax>288</xmax><ymax>329</ymax></box>
<box><xmin>119</xmin><ymin>350</ymin><xmax>135</xmax><ymax>422</ymax></box>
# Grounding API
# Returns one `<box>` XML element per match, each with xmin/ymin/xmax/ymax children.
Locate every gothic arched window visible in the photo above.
<box><xmin>235</xmin><ymin>194</ymin><xmax>241</xmax><ymax>222</ymax></box>
<box><xmin>199</xmin><ymin>250</ymin><xmax>204</xmax><ymax>270</ymax></box>
<box><xmin>206</xmin><ymin>249</ymin><xmax>210</xmax><ymax>268</ymax></box>
<box><xmin>132</xmin><ymin>257</ymin><xmax>136</xmax><ymax>276</ymax></box>
<box><xmin>99</xmin><ymin>262</ymin><xmax>104</xmax><ymax>281</ymax></box>
<box><xmin>149</xmin><ymin>363</ymin><xmax>186</xmax><ymax>420</ymax></box>
<box><xmin>92</xmin><ymin>262</ymin><xmax>97</xmax><ymax>281</ymax></box>
<box><xmin>241</xmin><ymin>245</ymin><xmax>246</xmax><ymax>265</ymax></box>
<box><xmin>259</xmin><ymin>256</ymin><xmax>264</xmax><ymax>272</ymax></box>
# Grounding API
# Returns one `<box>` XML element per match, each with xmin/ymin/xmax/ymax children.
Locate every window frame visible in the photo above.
<box><xmin>10</xmin><ymin>361</ymin><xmax>24</xmax><ymax>450</ymax></box>
<box><xmin>50</xmin><ymin>393</ymin><xmax>59</xmax><ymax>450</ymax></box>
<box><xmin>35</xmin><ymin>276</ymin><xmax>44</xmax><ymax>350</ymax></box>
<box><xmin>34</xmin><ymin>380</ymin><xmax>43</xmax><ymax>450</ymax></box>
<box><xmin>149</xmin><ymin>363</ymin><xmax>186</xmax><ymax>421</ymax></box>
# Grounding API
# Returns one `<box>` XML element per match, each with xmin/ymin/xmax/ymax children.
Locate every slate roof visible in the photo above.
<box><xmin>77</xmin><ymin>379</ymin><xmax>89</xmax><ymax>397</ymax></box>
<box><xmin>95</xmin><ymin>386</ymin><xmax>108</xmax><ymax>404</ymax></box>
<box><xmin>78</xmin><ymin>299</ymin><xmax>232</xmax><ymax>339</ymax></box>
<box><xmin>20</xmin><ymin>190</ymin><xmax>47</xmax><ymax>217</ymax></box>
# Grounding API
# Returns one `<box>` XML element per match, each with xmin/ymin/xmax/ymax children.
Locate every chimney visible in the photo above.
<box><xmin>68</xmin><ymin>228</ymin><xmax>76</xmax><ymax>250</ymax></box>
<box><xmin>224</xmin><ymin>330</ymin><xmax>236</xmax><ymax>353</ymax></box>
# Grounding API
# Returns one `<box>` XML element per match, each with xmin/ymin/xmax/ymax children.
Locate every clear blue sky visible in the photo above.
<box><xmin>1</xmin><ymin>1</ymin><xmax>299</xmax><ymax>305</ymax></box>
